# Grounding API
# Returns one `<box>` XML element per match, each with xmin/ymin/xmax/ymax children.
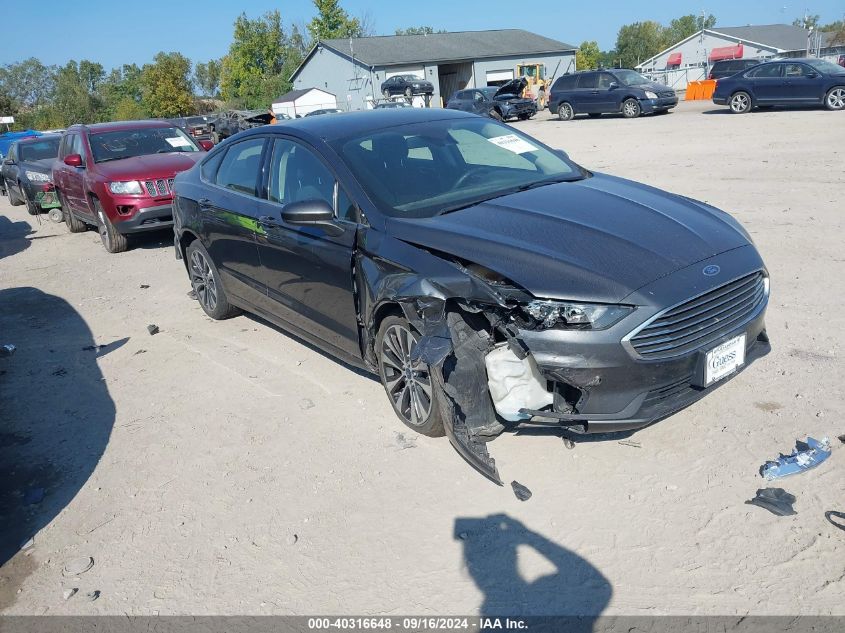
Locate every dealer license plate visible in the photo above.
<box><xmin>705</xmin><ymin>334</ymin><xmax>746</xmax><ymax>386</ymax></box>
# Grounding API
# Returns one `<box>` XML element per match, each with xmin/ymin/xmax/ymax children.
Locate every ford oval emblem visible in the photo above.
<box><xmin>703</xmin><ymin>265</ymin><xmax>721</xmax><ymax>276</ymax></box>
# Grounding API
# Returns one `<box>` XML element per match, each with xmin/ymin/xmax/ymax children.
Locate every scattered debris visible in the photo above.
<box><xmin>63</xmin><ymin>588</ymin><xmax>78</xmax><ymax>601</ymax></box>
<box><xmin>745</xmin><ymin>488</ymin><xmax>797</xmax><ymax>516</ymax></box>
<box><xmin>825</xmin><ymin>511</ymin><xmax>845</xmax><ymax>532</ymax></box>
<box><xmin>134</xmin><ymin>349</ymin><xmax>147</xmax><ymax>356</ymax></box>
<box><xmin>146</xmin><ymin>324</ymin><xmax>159</xmax><ymax>336</ymax></box>
<box><xmin>63</xmin><ymin>556</ymin><xmax>94</xmax><ymax>577</ymax></box>
<box><xmin>510</xmin><ymin>480</ymin><xmax>532</xmax><ymax>501</ymax></box>
<box><xmin>562</xmin><ymin>436</ymin><xmax>576</xmax><ymax>450</ymax></box>
<box><xmin>394</xmin><ymin>432</ymin><xmax>417</xmax><ymax>450</ymax></box>
<box><xmin>52</xmin><ymin>367</ymin><xmax>67</xmax><ymax>376</ymax></box>
<box><xmin>139</xmin><ymin>284</ymin><xmax>150</xmax><ymax>289</ymax></box>
<box><xmin>299</xmin><ymin>398</ymin><xmax>315</xmax><ymax>410</ymax></box>
<box><xmin>1</xmin><ymin>344</ymin><xmax>16</xmax><ymax>357</ymax></box>
<box><xmin>187</xmin><ymin>290</ymin><xmax>198</xmax><ymax>300</ymax></box>
<box><xmin>84</xmin><ymin>590</ymin><xmax>100</xmax><ymax>602</ymax></box>
<box><xmin>20</xmin><ymin>537</ymin><xmax>34</xmax><ymax>551</ymax></box>
<box><xmin>619</xmin><ymin>439</ymin><xmax>642</xmax><ymax>448</ymax></box>
<box><xmin>23</xmin><ymin>487</ymin><xmax>45</xmax><ymax>505</ymax></box>
<box><xmin>838</xmin><ymin>434</ymin><xmax>845</xmax><ymax>445</ymax></box>
<box><xmin>286</xmin><ymin>534</ymin><xmax>298</xmax><ymax>545</ymax></box>
<box><xmin>760</xmin><ymin>436</ymin><xmax>832</xmax><ymax>480</ymax></box>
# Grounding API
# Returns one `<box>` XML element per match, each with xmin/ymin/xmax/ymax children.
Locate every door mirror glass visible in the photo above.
<box><xmin>3</xmin><ymin>158</ymin><xmax>14</xmax><ymax>165</ymax></box>
<box><xmin>64</xmin><ymin>154</ymin><xmax>83</xmax><ymax>167</ymax></box>
<box><xmin>281</xmin><ymin>199</ymin><xmax>343</xmax><ymax>235</ymax></box>
<box><xmin>608</xmin><ymin>81</ymin><xmax>619</xmax><ymax>90</ymax></box>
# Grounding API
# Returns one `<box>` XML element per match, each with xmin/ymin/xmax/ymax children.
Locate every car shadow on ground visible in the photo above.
<box><xmin>0</xmin><ymin>287</ymin><xmax>116</xmax><ymax>609</ymax></box>
<box><xmin>455</xmin><ymin>514</ymin><xmax>611</xmax><ymax>625</ymax></box>
<box><xmin>0</xmin><ymin>216</ymin><xmax>34</xmax><ymax>261</ymax></box>
<box><xmin>701</xmin><ymin>105</ymin><xmax>825</xmax><ymax>115</ymax></box>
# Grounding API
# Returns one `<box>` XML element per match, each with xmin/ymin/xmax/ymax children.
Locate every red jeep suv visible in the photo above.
<box><xmin>53</xmin><ymin>120</ymin><xmax>212</xmax><ymax>253</ymax></box>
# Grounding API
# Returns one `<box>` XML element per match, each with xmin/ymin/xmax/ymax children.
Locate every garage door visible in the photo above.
<box><xmin>486</xmin><ymin>69</ymin><xmax>514</xmax><ymax>86</ymax></box>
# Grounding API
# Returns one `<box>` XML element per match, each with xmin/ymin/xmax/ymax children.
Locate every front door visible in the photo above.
<box><xmin>783</xmin><ymin>62</ymin><xmax>824</xmax><ymax>103</ymax></box>
<box><xmin>750</xmin><ymin>63</ymin><xmax>786</xmax><ymax>103</ymax></box>
<box><xmin>200</xmin><ymin>136</ymin><xmax>266</xmax><ymax>308</ymax></box>
<box><xmin>58</xmin><ymin>133</ymin><xmax>91</xmax><ymax>216</ymax></box>
<box><xmin>253</xmin><ymin>138</ymin><xmax>361</xmax><ymax>358</ymax></box>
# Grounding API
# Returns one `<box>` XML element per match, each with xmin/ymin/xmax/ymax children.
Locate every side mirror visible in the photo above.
<box><xmin>608</xmin><ymin>82</ymin><xmax>619</xmax><ymax>90</ymax></box>
<box><xmin>2</xmin><ymin>158</ymin><xmax>14</xmax><ymax>165</ymax></box>
<box><xmin>555</xmin><ymin>149</ymin><xmax>570</xmax><ymax>160</ymax></box>
<box><xmin>281</xmin><ymin>199</ymin><xmax>344</xmax><ymax>236</ymax></box>
<box><xmin>64</xmin><ymin>154</ymin><xmax>83</xmax><ymax>167</ymax></box>
<box><xmin>807</xmin><ymin>72</ymin><xmax>819</xmax><ymax>78</ymax></box>
<box><xmin>199</xmin><ymin>139</ymin><xmax>214</xmax><ymax>151</ymax></box>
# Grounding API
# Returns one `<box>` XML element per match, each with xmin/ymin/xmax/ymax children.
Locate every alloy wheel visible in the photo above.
<box><xmin>730</xmin><ymin>93</ymin><xmax>750</xmax><ymax>113</ymax></box>
<box><xmin>189</xmin><ymin>249</ymin><xmax>218</xmax><ymax>312</ymax></box>
<box><xmin>379</xmin><ymin>323</ymin><xmax>433</xmax><ymax>427</ymax></box>
<box><xmin>623</xmin><ymin>99</ymin><xmax>640</xmax><ymax>117</ymax></box>
<box><xmin>827</xmin><ymin>88</ymin><xmax>845</xmax><ymax>110</ymax></box>
<box><xmin>558</xmin><ymin>103</ymin><xmax>573</xmax><ymax>121</ymax></box>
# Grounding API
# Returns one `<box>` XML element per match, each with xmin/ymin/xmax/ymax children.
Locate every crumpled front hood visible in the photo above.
<box><xmin>93</xmin><ymin>153</ymin><xmax>203</xmax><ymax>181</ymax></box>
<box><xmin>495</xmin><ymin>77</ymin><xmax>528</xmax><ymax>99</ymax></box>
<box><xmin>385</xmin><ymin>173</ymin><xmax>752</xmax><ymax>303</ymax></box>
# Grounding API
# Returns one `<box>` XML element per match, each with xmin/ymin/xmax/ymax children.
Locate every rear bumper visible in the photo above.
<box><xmin>713</xmin><ymin>96</ymin><xmax>728</xmax><ymax>105</ymax></box>
<box><xmin>112</xmin><ymin>203</ymin><xmax>174</xmax><ymax>234</ymax></box>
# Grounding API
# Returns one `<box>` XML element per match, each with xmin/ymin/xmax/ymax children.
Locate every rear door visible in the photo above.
<box><xmin>783</xmin><ymin>62</ymin><xmax>824</xmax><ymax>103</ymax></box>
<box><xmin>748</xmin><ymin>63</ymin><xmax>786</xmax><ymax>102</ymax></box>
<box><xmin>252</xmin><ymin>137</ymin><xmax>361</xmax><ymax>357</ymax></box>
<box><xmin>200</xmin><ymin>136</ymin><xmax>267</xmax><ymax>308</ymax></box>
<box><xmin>572</xmin><ymin>73</ymin><xmax>599</xmax><ymax>112</ymax></box>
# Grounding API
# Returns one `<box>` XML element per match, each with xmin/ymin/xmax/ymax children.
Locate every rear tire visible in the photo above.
<box><xmin>488</xmin><ymin>108</ymin><xmax>503</xmax><ymax>121</ymax></box>
<box><xmin>94</xmin><ymin>198</ymin><xmax>128</xmax><ymax>253</ymax></box>
<box><xmin>557</xmin><ymin>102</ymin><xmax>574</xmax><ymax>121</ymax></box>
<box><xmin>622</xmin><ymin>98</ymin><xmax>641</xmax><ymax>118</ymax></box>
<box><xmin>186</xmin><ymin>241</ymin><xmax>240</xmax><ymax>320</ymax></box>
<box><xmin>825</xmin><ymin>86</ymin><xmax>845</xmax><ymax>111</ymax></box>
<box><xmin>376</xmin><ymin>315</ymin><xmax>445</xmax><ymax>437</ymax></box>
<box><xmin>404</xmin><ymin>87</ymin><xmax>413</xmax><ymax>98</ymax></box>
<box><xmin>729</xmin><ymin>91</ymin><xmax>752</xmax><ymax>114</ymax></box>
<box><xmin>9</xmin><ymin>184</ymin><xmax>23</xmax><ymax>206</ymax></box>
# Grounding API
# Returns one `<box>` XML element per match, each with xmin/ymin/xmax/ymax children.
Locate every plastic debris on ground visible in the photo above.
<box><xmin>826</xmin><ymin>511</ymin><xmax>845</xmax><ymax>532</ymax></box>
<box><xmin>760</xmin><ymin>436</ymin><xmax>832</xmax><ymax>480</ymax></box>
<box><xmin>745</xmin><ymin>488</ymin><xmax>797</xmax><ymax>516</ymax></box>
<box><xmin>510</xmin><ymin>480</ymin><xmax>532</xmax><ymax>501</ymax></box>
<box><xmin>63</xmin><ymin>556</ymin><xmax>94</xmax><ymax>577</ymax></box>
<box><xmin>619</xmin><ymin>439</ymin><xmax>642</xmax><ymax>448</ymax></box>
<box><xmin>146</xmin><ymin>324</ymin><xmax>159</xmax><ymax>336</ymax></box>
<box><xmin>63</xmin><ymin>588</ymin><xmax>78</xmax><ymax>601</ymax></box>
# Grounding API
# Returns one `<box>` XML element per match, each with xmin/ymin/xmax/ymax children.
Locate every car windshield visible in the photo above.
<box><xmin>480</xmin><ymin>88</ymin><xmax>499</xmax><ymax>97</ymax></box>
<box><xmin>333</xmin><ymin>117</ymin><xmax>583</xmax><ymax>219</ymax></box>
<box><xmin>89</xmin><ymin>127</ymin><xmax>200</xmax><ymax>163</ymax></box>
<box><xmin>614</xmin><ymin>70</ymin><xmax>650</xmax><ymax>85</ymax></box>
<box><xmin>806</xmin><ymin>59</ymin><xmax>845</xmax><ymax>74</ymax></box>
<box><xmin>400</xmin><ymin>75</ymin><xmax>419</xmax><ymax>81</ymax></box>
<box><xmin>19</xmin><ymin>138</ymin><xmax>60</xmax><ymax>161</ymax></box>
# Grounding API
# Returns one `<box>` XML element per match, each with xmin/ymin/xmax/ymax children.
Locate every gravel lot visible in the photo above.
<box><xmin>1</xmin><ymin>100</ymin><xmax>843</xmax><ymax>616</ymax></box>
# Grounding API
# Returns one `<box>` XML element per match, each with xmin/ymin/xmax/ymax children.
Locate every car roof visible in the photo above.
<box><xmin>15</xmin><ymin>134</ymin><xmax>62</xmax><ymax>145</ymax></box>
<box><xmin>68</xmin><ymin>119</ymin><xmax>174</xmax><ymax>134</ymax></box>
<box><xmin>246</xmin><ymin>108</ymin><xmax>477</xmax><ymax>141</ymax></box>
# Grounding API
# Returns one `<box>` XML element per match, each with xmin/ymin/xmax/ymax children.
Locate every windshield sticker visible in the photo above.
<box><xmin>165</xmin><ymin>137</ymin><xmax>192</xmax><ymax>148</ymax></box>
<box><xmin>487</xmin><ymin>134</ymin><xmax>538</xmax><ymax>154</ymax></box>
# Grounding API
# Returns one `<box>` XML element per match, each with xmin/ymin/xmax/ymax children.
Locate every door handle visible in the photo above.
<box><xmin>259</xmin><ymin>215</ymin><xmax>281</xmax><ymax>227</ymax></box>
<box><xmin>198</xmin><ymin>198</ymin><xmax>212</xmax><ymax>209</ymax></box>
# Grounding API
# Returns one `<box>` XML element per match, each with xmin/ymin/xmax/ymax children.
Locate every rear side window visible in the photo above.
<box><xmin>200</xmin><ymin>149</ymin><xmax>226</xmax><ymax>182</ymax></box>
<box><xmin>577</xmin><ymin>73</ymin><xmax>598</xmax><ymax>89</ymax></box>
<box><xmin>553</xmin><ymin>75</ymin><xmax>577</xmax><ymax>91</ymax></box>
<box><xmin>214</xmin><ymin>137</ymin><xmax>265</xmax><ymax>196</ymax></box>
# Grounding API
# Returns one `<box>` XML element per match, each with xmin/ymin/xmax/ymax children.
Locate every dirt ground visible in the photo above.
<box><xmin>0</xmin><ymin>100</ymin><xmax>843</xmax><ymax>616</ymax></box>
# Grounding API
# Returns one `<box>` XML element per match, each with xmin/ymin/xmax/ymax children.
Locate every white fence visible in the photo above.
<box><xmin>639</xmin><ymin>67</ymin><xmax>706</xmax><ymax>95</ymax></box>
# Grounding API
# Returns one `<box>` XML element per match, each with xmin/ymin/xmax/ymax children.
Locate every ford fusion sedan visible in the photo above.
<box><xmin>381</xmin><ymin>75</ymin><xmax>434</xmax><ymax>99</ymax></box>
<box><xmin>1</xmin><ymin>134</ymin><xmax>62</xmax><ymax>216</ymax></box>
<box><xmin>548</xmin><ymin>70</ymin><xmax>677</xmax><ymax>120</ymax></box>
<box><xmin>713</xmin><ymin>58</ymin><xmax>845</xmax><ymax>113</ymax></box>
<box><xmin>53</xmin><ymin>120</ymin><xmax>212</xmax><ymax>253</ymax></box>
<box><xmin>172</xmin><ymin>109</ymin><xmax>769</xmax><ymax>482</ymax></box>
<box><xmin>447</xmin><ymin>78</ymin><xmax>537</xmax><ymax>121</ymax></box>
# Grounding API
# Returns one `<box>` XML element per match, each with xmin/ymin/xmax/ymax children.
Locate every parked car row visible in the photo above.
<box><xmin>1</xmin><ymin>134</ymin><xmax>63</xmax><ymax>218</ymax></box>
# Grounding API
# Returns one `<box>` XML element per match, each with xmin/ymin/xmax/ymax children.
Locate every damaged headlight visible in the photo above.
<box><xmin>523</xmin><ymin>300</ymin><xmax>633</xmax><ymax>330</ymax></box>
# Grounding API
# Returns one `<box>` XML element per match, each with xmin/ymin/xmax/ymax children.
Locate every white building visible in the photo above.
<box><xmin>271</xmin><ymin>88</ymin><xmax>337</xmax><ymax>118</ymax></box>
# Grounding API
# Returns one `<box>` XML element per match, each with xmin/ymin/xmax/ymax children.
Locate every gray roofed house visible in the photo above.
<box><xmin>290</xmin><ymin>29</ymin><xmax>577</xmax><ymax>112</ymax></box>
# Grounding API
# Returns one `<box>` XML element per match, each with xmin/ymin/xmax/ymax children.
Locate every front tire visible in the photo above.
<box><xmin>404</xmin><ymin>87</ymin><xmax>413</xmax><ymax>98</ymax></box>
<box><xmin>622</xmin><ymin>98</ymin><xmax>641</xmax><ymax>118</ymax></box>
<box><xmin>729</xmin><ymin>91</ymin><xmax>752</xmax><ymax>114</ymax></box>
<box><xmin>382</xmin><ymin>89</ymin><xmax>390</xmax><ymax>99</ymax></box>
<box><xmin>488</xmin><ymin>108</ymin><xmax>503</xmax><ymax>121</ymax></box>
<box><xmin>8</xmin><ymin>184</ymin><xmax>23</xmax><ymax>206</ymax></box>
<box><xmin>94</xmin><ymin>198</ymin><xmax>128</xmax><ymax>253</ymax></box>
<box><xmin>24</xmin><ymin>193</ymin><xmax>39</xmax><ymax>216</ymax></box>
<box><xmin>825</xmin><ymin>86</ymin><xmax>845</xmax><ymax>111</ymax></box>
<box><xmin>60</xmin><ymin>193</ymin><xmax>87</xmax><ymax>233</ymax></box>
<box><xmin>376</xmin><ymin>315</ymin><xmax>445</xmax><ymax>437</ymax></box>
<box><xmin>557</xmin><ymin>102</ymin><xmax>574</xmax><ymax>121</ymax></box>
<box><xmin>186</xmin><ymin>241</ymin><xmax>240</xmax><ymax>320</ymax></box>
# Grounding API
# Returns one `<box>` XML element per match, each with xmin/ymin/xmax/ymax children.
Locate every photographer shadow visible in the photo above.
<box><xmin>455</xmin><ymin>514</ymin><xmax>611</xmax><ymax>628</ymax></box>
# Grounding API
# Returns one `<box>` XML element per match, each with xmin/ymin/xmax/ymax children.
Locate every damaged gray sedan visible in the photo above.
<box><xmin>172</xmin><ymin>109</ymin><xmax>770</xmax><ymax>483</ymax></box>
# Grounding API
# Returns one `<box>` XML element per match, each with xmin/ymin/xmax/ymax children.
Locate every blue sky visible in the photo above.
<box><xmin>2</xmin><ymin>0</ymin><xmax>843</xmax><ymax>68</ymax></box>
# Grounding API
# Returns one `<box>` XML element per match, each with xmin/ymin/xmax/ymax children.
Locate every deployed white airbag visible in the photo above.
<box><xmin>484</xmin><ymin>343</ymin><xmax>553</xmax><ymax>422</ymax></box>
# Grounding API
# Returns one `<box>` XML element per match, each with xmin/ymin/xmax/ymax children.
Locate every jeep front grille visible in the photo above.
<box><xmin>143</xmin><ymin>179</ymin><xmax>172</xmax><ymax>197</ymax></box>
<box><xmin>629</xmin><ymin>272</ymin><xmax>767</xmax><ymax>359</ymax></box>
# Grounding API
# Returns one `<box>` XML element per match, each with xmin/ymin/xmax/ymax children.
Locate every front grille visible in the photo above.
<box><xmin>143</xmin><ymin>179</ymin><xmax>172</xmax><ymax>197</ymax></box>
<box><xmin>629</xmin><ymin>272</ymin><xmax>767</xmax><ymax>359</ymax></box>
<box><xmin>658</xmin><ymin>91</ymin><xmax>676</xmax><ymax>98</ymax></box>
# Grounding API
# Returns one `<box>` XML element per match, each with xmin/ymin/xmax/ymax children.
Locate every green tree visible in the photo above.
<box><xmin>51</xmin><ymin>61</ymin><xmax>102</xmax><ymax>126</ymax></box>
<box><xmin>0</xmin><ymin>58</ymin><xmax>56</xmax><ymax>107</ymax></box>
<box><xmin>78</xmin><ymin>60</ymin><xmax>105</xmax><ymax>93</ymax></box>
<box><xmin>394</xmin><ymin>26</ymin><xmax>446</xmax><ymax>35</ymax></box>
<box><xmin>194</xmin><ymin>59</ymin><xmax>222</xmax><ymax>97</ymax></box>
<box><xmin>663</xmin><ymin>13</ymin><xmax>716</xmax><ymax>46</ymax></box>
<box><xmin>576</xmin><ymin>41</ymin><xmax>601</xmax><ymax>70</ymax></box>
<box><xmin>112</xmin><ymin>96</ymin><xmax>148</xmax><ymax>121</ymax></box>
<box><xmin>307</xmin><ymin>0</ymin><xmax>362</xmax><ymax>41</ymax></box>
<box><xmin>141</xmin><ymin>52</ymin><xmax>194</xmax><ymax>117</ymax></box>
<box><xmin>820</xmin><ymin>20</ymin><xmax>845</xmax><ymax>45</ymax></box>
<box><xmin>615</xmin><ymin>21</ymin><xmax>665</xmax><ymax>68</ymax></box>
